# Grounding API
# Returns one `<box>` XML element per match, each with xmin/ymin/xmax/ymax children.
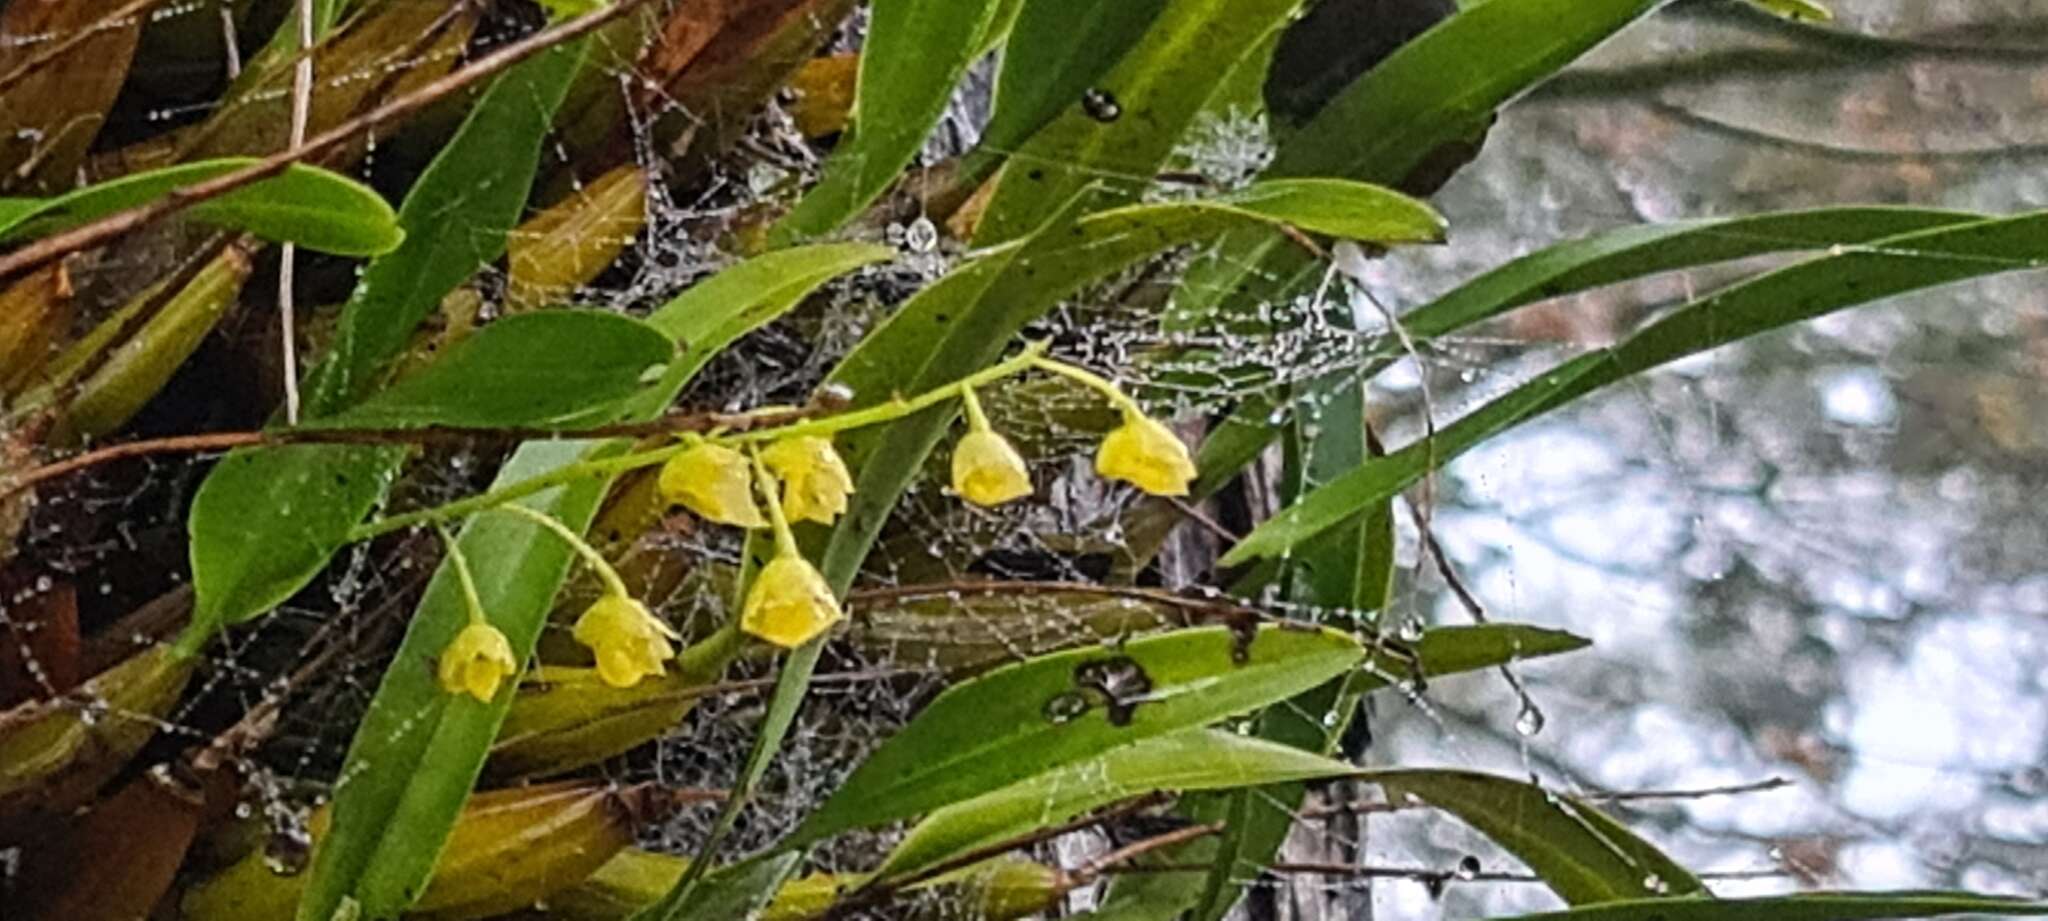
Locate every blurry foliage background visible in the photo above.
<box><xmin>1352</xmin><ymin>2</ymin><xmax>2048</xmax><ymax>918</ymax></box>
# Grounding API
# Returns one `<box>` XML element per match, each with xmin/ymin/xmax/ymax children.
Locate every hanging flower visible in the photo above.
<box><xmin>760</xmin><ymin>435</ymin><xmax>855</xmax><ymax>525</ymax></box>
<box><xmin>437</xmin><ymin>622</ymin><xmax>518</xmax><ymax>703</ymax></box>
<box><xmin>952</xmin><ymin>431</ymin><xmax>1032</xmax><ymax>506</ymax></box>
<box><xmin>571</xmin><ymin>594</ymin><xmax>680</xmax><ymax>688</ymax></box>
<box><xmin>659</xmin><ymin>442</ymin><xmax>767</xmax><ymax>527</ymax></box>
<box><xmin>1096</xmin><ymin>409</ymin><xmax>1197</xmax><ymax>496</ymax></box>
<box><xmin>741</xmin><ymin>553</ymin><xmax>843</xmax><ymax>648</ymax></box>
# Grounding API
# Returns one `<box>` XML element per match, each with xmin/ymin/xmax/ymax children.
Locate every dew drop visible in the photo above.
<box><xmin>1454</xmin><ymin>855</ymin><xmax>1481</xmax><ymax>880</ymax></box>
<box><xmin>1042</xmin><ymin>691</ymin><xmax>1090</xmax><ymax>723</ymax></box>
<box><xmin>1514</xmin><ymin>702</ymin><xmax>1547</xmax><ymax>737</ymax></box>
<box><xmin>903</xmin><ymin>216</ymin><xmax>938</xmax><ymax>254</ymax></box>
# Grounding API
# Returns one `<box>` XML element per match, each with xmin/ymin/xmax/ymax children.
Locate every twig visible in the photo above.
<box><xmin>1053</xmin><ymin>821</ymin><xmax>1228</xmax><ymax>892</ymax></box>
<box><xmin>1296</xmin><ymin>777</ymin><xmax>1794</xmax><ymax>821</ymax></box>
<box><xmin>278</xmin><ymin>0</ymin><xmax>317</xmax><ymax>424</ymax></box>
<box><xmin>1588</xmin><ymin>776</ymin><xmax>1794</xmax><ymax>804</ymax></box>
<box><xmin>0</xmin><ymin>0</ymin><xmax>655</xmax><ymax>281</ymax></box>
<box><xmin>0</xmin><ymin>406</ymin><xmax>816</xmax><ymax>502</ymax></box>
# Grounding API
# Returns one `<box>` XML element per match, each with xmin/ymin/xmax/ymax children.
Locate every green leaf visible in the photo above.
<box><xmin>183</xmin><ymin>444</ymin><xmax>406</xmax><ymax>642</ymax></box>
<box><xmin>646</xmin><ymin>852</ymin><xmax>804</xmax><ymax>921</ymax></box>
<box><xmin>295</xmin><ymin>244</ymin><xmax>888</xmax><ymax>921</ymax></box>
<box><xmin>1176</xmin><ymin>0</ymin><xmax>1666</xmax><ymax>323</ymax></box>
<box><xmin>790</xmin><ymin>624</ymin><xmax>1367</xmax><ymax>844</ymax></box>
<box><xmin>306</xmin><ymin>36</ymin><xmax>593</xmax><ymax>413</ymax></box>
<box><xmin>965</xmin><ymin>0</ymin><xmax>1169</xmax><ymax>185</ymax></box>
<box><xmin>1221</xmin><ymin>208</ymin><xmax>2048</xmax><ymax>564</ymax></box>
<box><xmin>1270</xmin><ymin>0</ymin><xmax>1661</xmax><ymax>184</ymax></box>
<box><xmin>322</xmin><ymin>312</ymin><xmax>674</xmax><ymax>429</ymax></box>
<box><xmin>1191</xmin><ymin>207</ymin><xmax>1980</xmax><ymax>495</ymax></box>
<box><xmin>1488</xmin><ymin>892</ymin><xmax>2048</xmax><ymax>921</ymax></box>
<box><xmin>1376</xmin><ymin>769</ymin><xmax>1703</xmax><ymax>904</ymax></box>
<box><xmin>0</xmin><ymin>159</ymin><xmax>401</xmax><ymax>256</ymax></box>
<box><xmin>1391</xmin><ymin>207</ymin><xmax>1978</xmax><ymax>345</ymax></box>
<box><xmin>1092</xmin><ymin>624</ymin><xmax>1590</xmax><ymax>921</ymax></box>
<box><xmin>970</xmin><ymin>0</ymin><xmax>1301</xmax><ymax>246</ymax></box>
<box><xmin>183</xmin><ymin>34</ymin><xmax>595</xmax><ymax>642</ymax></box>
<box><xmin>636</xmin><ymin>242</ymin><xmax>896</xmax><ymax>413</ymax></box>
<box><xmin>875</xmin><ymin>728</ymin><xmax>1356</xmax><ymax>883</ymax></box>
<box><xmin>767</xmin><ymin>0</ymin><xmax>1004</xmax><ymax>244</ymax></box>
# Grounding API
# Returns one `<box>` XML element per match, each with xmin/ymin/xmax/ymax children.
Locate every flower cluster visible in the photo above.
<box><xmin>434</xmin><ymin>345</ymin><xmax>1200</xmax><ymax>698</ymax></box>
<box><xmin>952</xmin><ymin>356</ymin><xmax>1198</xmax><ymax>505</ymax></box>
<box><xmin>656</xmin><ymin>434</ymin><xmax>850</xmax><ymax>650</ymax></box>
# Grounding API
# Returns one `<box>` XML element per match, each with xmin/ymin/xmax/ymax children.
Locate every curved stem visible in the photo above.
<box><xmin>495</xmin><ymin>504</ymin><xmax>631</xmax><ymax>600</ymax></box>
<box><xmin>434</xmin><ymin>523</ymin><xmax>490</xmax><ymax>627</ymax></box>
<box><xmin>348</xmin><ymin>343</ymin><xmax>1052</xmax><ymax>543</ymax></box>
<box><xmin>749</xmin><ymin>445</ymin><xmax>802</xmax><ymax>559</ymax></box>
<box><xmin>958</xmin><ymin>384</ymin><xmax>992</xmax><ymax>433</ymax></box>
<box><xmin>1031</xmin><ymin>355</ymin><xmax>1142</xmax><ymax>416</ymax></box>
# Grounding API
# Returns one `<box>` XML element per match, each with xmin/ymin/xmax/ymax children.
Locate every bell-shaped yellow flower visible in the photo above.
<box><xmin>1096</xmin><ymin>409</ymin><xmax>1197</xmax><ymax>496</ymax></box>
<box><xmin>741</xmin><ymin>554</ymin><xmax>843</xmax><ymax>648</ymax></box>
<box><xmin>760</xmin><ymin>435</ymin><xmax>855</xmax><ymax>525</ymax></box>
<box><xmin>571</xmin><ymin>594</ymin><xmax>680</xmax><ymax>688</ymax></box>
<box><xmin>952</xmin><ymin>429</ymin><xmax>1033</xmax><ymax>506</ymax></box>
<box><xmin>659</xmin><ymin>442</ymin><xmax>767</xmax><ymax>527</ymax></box>
<box><xmin>437</xmin><ymin>622</ymin><xmax>519</xmax><ymax>703</ymax></box>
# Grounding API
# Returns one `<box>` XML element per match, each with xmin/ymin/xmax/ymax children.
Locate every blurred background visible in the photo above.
<box><xmin>1341</xmin><ymin>1</ymin><xmax>2048</xmax><ymax>917</ymax></box>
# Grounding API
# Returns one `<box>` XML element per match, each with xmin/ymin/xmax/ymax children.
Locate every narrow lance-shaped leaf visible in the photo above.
<box><xmin>1189</xmin><ymin>205</ymin><xmax>1979</xmax><ymax>499</ymax></box>
<box><xmin>298</xmin><ymin>244</ymin><xmax>890</xmax><ymax>921</ymax></box>
<box><xmin>874</xmin><ymin>728</ymin><xmax>1358</xmax><ymax>884</ymax></box>
<box><xmin>319</xmin><ymin>312</ymin><xmax>674</xmax><ymax>430</ymax></box>
<box><xmin>970</xmin><ymin>0</ymin><xmax>1301</xmax><ymax>246</ymax></box>
<box><xmin>1172</xmin><ymin>0</ymin><xmax>1665</xmax><ymax>329</ymax></box>
<box><xmin>0</xmin><ymin>159</ymin><xmax>401</xmax><ymax>256</ymax></box>
<box><xmin>1222</xmin><ymin>208</ymin><xmax>2048</xmax><ymax>564</ymax></box>
<box><xmin>767</xmin><ymin>0</ymin><xmax>1004</xmax><ymax>244</ymax></box>
<box><xmin>960</xmin><ymin>0</ymin><xmax>1169</xmax><ymax>187</ymax></box>
<box><xmin>182</xmin><ymin>35</ymin><xmax>596</xmax><ymax>647</ymax></box>
<box><xmin>1092</xmin><ymin>624</ymin><xmax>1590</xmax><ymax>920</ymax></box>
<box><xmin>1372</xmin><ymin>769</ymin><xmax>1704</xmax><ymax>904</ymax></box>
<box><xmin>790</xmin><ymin>624</ymin><xmax>1367</xmax><ymax>844</ymax></box>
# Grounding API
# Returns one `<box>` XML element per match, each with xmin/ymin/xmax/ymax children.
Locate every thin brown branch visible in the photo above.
<box><xmin>1053</xmin><ymin>821</ymin><xmax>1228</xmax><ymax>893</ymax></box>
<box><xmin>1296</xmin><ymin>777</ymin><xmax>1794</xmax><ymax>822</ymax></box>
<box><xmin>0</xmin><ymin>406</ymin><xmax>815</xmax><ymax>502</ymax></box>
<box><xmin>0</xmin><ymin>0</ymin><xmax>655</xmax><ymax>281</ymax></box>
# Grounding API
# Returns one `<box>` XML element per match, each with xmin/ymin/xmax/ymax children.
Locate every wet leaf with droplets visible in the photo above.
<box><xmin>1370</xmin><ymin>768</ymin><xmax>1704</xmax><ymax>905</ymax></box>
<box><xmin>786</xmin><ymin>624</ymin><xmax>1366</xmax><ymax>844</ymax></box>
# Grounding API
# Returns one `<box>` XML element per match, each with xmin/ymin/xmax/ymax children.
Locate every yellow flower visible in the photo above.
<box><xmin>760</xmin><ymin>435</ymin><xmax>855</xmax><ymax>525</ymax></box>
<box><xmin>571</xmin><ymin>594</ymin><xmax>679</xmax><ymax>688</ymax></box>
<box><xmin>659</xmin><ymin>442</ymin><xmax>767</xmax><ymax>527</ymax></box>
<box><xmin>951</xmin><ymin>429</ymin><xmax>1033</xmax><ymax>506</ymax></box>
<box><xmin>1096</xmin><ymin>409</ymin><xmax>1197</xmax><ymax>496</ymax></box>
<box><xmin>742</xmin><ymin>554</ymin><xmax>843</xmax><ymax>648</ymax></box>
<box><xmin>438</xmin><ymin>622</ymin><xmax>518</xmax><ymax>703</ymax></box>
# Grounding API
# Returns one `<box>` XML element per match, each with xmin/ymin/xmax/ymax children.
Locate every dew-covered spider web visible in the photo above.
<box><xmin>5</xmin><ymin>1</ymin><xmax>2048</xmax><ymax>919</ymax></box>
